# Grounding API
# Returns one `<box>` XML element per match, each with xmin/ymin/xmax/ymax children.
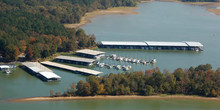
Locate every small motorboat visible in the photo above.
<box><xmin>5</xmin><ymin>69</ymin><xmax>11</xmax><ymax>74</ymax></box>
<box><xmin>151</xmin><ymin>58</ymin><xmax>157</xmax><ymax>64</ymax></box>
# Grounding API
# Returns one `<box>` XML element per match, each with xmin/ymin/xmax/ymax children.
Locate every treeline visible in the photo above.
<box><xmin>181</xmin><ymin>0</ymin><xmax>219</xmax><ymax>2</ymax></box>
<box><xmin>0</xmin><ymin>0</ymin><xmax>141</xmax><ymax>24</ymax></box>
<box><xmin>59</xmin><ymin>64</ymin><xmax>220</xmax><ymax>97</ymax></box>
<box><xmin>0</xmin><ymin>0</ymin><xmax>141</xmax><ymax>61</ymax></box>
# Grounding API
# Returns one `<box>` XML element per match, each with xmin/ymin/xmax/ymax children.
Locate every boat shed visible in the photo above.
<box><xmin>75</xmin><ymin>49</ymin><xmax>105</xmax><ymax>59</ymax></box>
<box><xmin>41</xmin><ymin>61</ymin><xmax>102</xmax><ymax>76</ymax></box>
<box><xmin>0</xmin><ymin>65</ymin><xmax>10</xmax><ymax>70</ymax></box>
<box><xmin>145</xmin><ymin>41</ymin><xmax>189</xmax><ymax>50</ymax></box>
<box><xmin>22</xmin><ymin>62</ymin><xmax>61</xmax><ymax>81</ymax></box>
<box><xmin>98</xmin><ymin>41</ymin><xmax>148</xmax><ymax>49</ymax></box>
<box><xmin>55</xmin><ymin>55</ymin><xmax>95</xmax><ymax>66</ymax></box>
<box><xmin>98</xmin><ymin>41</ymin><xmax>203</xmax><ymax>51</ymax></box>
<box><xmin>185</xmin><ymin>42</ymin><xmax>203</xmax><ymax>51</ymax></box>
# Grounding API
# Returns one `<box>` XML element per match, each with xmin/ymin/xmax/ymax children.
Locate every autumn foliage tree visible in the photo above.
<box><xmin>63</xmin><ymin>64</ymin><xmax>220</xmax><ymax>97</ymax></box>
<box><xmin>4</xmin><ymin>44</ymin><xmax>20</xmax><ymax>61</ymax></box>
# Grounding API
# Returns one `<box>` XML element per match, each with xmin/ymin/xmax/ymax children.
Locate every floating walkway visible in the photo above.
<box><xmin>98</xmin><ymin>41</ymin><xmax>203</xmax><ymax>51</ymax></box>
<box><xmin>22</xmin><ymin>62</ymin><xmax>61</xmax><ymax>81</ymax></box>
<box><xmin>41</xmin><ymin>61</ymin><xmax>102</xmax><ymax>76</ymax></box>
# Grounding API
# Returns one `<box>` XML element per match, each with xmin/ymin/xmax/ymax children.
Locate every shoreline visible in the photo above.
<box><xmin>181</xmin><ymin>2</ymin><xmax>220</xmax><ymax>15</ymax></box>
<box><xmin>64</xmin><ymin>7</ymin><xmax>139</xmax><ymax>28</ymax></box>
<box><xmin>174</xmin><ymin>1</ymin><xmax>220</xmax><ymax>15</ymax></box>
<box><xmin>9</xmin><ymin>95</ymin><xmax>220</xmax><ymax>102</ymax></box>
<box><xmin>64</xmin><ymin>0</ymin><xmax>154</xmax><ymax>28</ymax></box>
<box><xmin>64</xmin><ymin>0</ymin><xmax>220</xmax><ymax>29</ymax></box>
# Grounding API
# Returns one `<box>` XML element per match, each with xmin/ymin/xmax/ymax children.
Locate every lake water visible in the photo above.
<box><xmin>1</xmin><ymin>1</ymin><xmax>220</xmax><ymax>110</ymax></box>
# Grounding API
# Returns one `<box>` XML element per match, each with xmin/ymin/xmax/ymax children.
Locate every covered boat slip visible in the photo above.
<box><xmin>75</xmin><ymin>49</ymin><xmax>105</xmax><ymax>59</ymax></box>
<box><xmin>41</xmin><ymin>61</ymin><xmax>102</xmax><ymax>76</ymax></box>
<box><xmin>22</xmin><ymin>62</ymin><xmax>61</xmax><ymax>81</ymax></box>
<box><xmin>55</xmin><ymin>55</ymin><xmax>95</xmax><ymax>66</ymax></box>
<box><xmin>98</xmin><ymin>41</ymin><xmax>203</xmax><ymax>51</ymax></box>
<box><xmin>0</xmin><ymin>65</ymin><xmax>10</xmax><ymax>70</ymax></box>
<box><xmin>99</xmin><ymin>41</ymin><xmax>148</xmax><ymax>49</ymax></box>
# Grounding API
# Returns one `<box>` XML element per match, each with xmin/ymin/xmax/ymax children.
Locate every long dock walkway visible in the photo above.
<box><xmin>41</xmin><ymin>61</ymin><xmax>102</xmax><ymax>76</ymax></box>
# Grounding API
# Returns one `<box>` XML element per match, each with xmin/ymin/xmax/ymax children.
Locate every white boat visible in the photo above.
<box><xmin>136</xmin><ymin>59</ymin><xmax>140</xmax><ymax>64</ymax></box>
<box><xmin>128</xmin><ymin>58</ymin><xmax>132</xmax><ymax>62</ymax></box>
<box><xmin>132</xmin><ymin>59</ymin><xmax>137</xmax><ymax>63</ymax></box>
<box><xmin>110</xmin><ymin>54</ymin><xmax>117</xmax><ymax>60</ymax></box>
<box><xmin>115</xmin><ymin>65</ymin><xmax>122</xmax><ymax>70</ymax></box>
<box><xmin>5</xmin><ymin>69</ymin><xmax>11</xmax><ymax>74</ymax></box>
<box><xmin>151</xmin><ymin>58</ymin><xmax>157</xmax><ymax>64</ymax></box>
<box><xmin>107</xmin><ymin>65</ymin><xmax>113</xmax><ymax>69</ymax></box>
<box><xmin>98</xmin><ymin>63</ymin><xmax>105</xmax><ymax>68</ymax></box>
<box><xmin>123</xmin><ymin>57</ymin><xmax>128</xmax><ymax>62</ymax></box>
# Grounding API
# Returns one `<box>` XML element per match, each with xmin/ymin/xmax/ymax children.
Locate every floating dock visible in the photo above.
<box><xmin>98</xmin><ymin>41</ymin><xmax>203</xmax><ymax>51</ymax></box>
<box><xmin>75</xmin><ymin>49</ymin><xmax>105</xmax><ymax>59</ymax></box>
<box><xmin>55</xmin><ymin>55</ymin><xmax>95</xmax><ymax>66</ymax></box>
<box><xmin>22</xmin><ymin>62</ymin><xmax>61</xmax><ymax>81</ymax></box>
<box><xmin>41</xmin><ymin>61</ymin><xmax>102</xmax><ymax>76</ymax></box>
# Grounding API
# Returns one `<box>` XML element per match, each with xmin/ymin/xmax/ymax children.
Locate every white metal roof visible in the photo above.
<box><xmin>185</xmin><ymin>42</ymin><xmax>203</xmax><ymax>47</ymax></box>
<box><xmin>29</xmin><ymin>67</ymin><xmax>42</xmax><ymax>72</ymax></box>
<box><xmin>41</xmin><ymin>61</ymin><xmax>102</xmax><ymax>75</ymax></box>
<box><xmin>22</xmin><ymin>62</ymin><xmax>53</xmax><ymax>72</ymax></box>
<box><xmin>76</xmin><ymin>49</ymin><xmax>105</xmax><ymax>56</ymax></box>
<box><xmin>0</xmin><ymin>65</ymin><xmax>10</xmax><ymax>69</ymax></box>
<box><xmin>101</xmin><ymin>41</ymin><xmax>147</xmax><ymax>46</ymax></box>
<box><xmin>77</xmin><ymin>68</ymin><xmax>102</xmax><ymax>75</ymax></box>
<box><xmin>56</xmin><ymin>56</ymin><xmax>95</xmax><ymax>63</ymax></box>
<box><xmin>145</xmin><ymin>41</ymin><xmax>188</xmax><ymax>46</ymax></box>
<box><xmin>39</xmin><ymin>71</ymin><xmax>61</xmax><ymax>79</ymax></box>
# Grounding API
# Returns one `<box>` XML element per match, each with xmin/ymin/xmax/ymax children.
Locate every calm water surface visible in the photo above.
<box><xmin>1</xmin><ymin>2</ymin><xmax>220</xmax><ymax>110</ymax></box>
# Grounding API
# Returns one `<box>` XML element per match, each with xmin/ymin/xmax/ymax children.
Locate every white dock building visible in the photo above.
<box><xmin>55</xmin><ymin>55</ymin><xmax>95</xmax><ymax>66</ymax></box>
<box><xmin>98</xmin><ymin>41</ymin><xmax>203</xmax><ymax>51</ymax></box>
<box><xmin>75</xmin><ymin>49</ymin><xmax>105</xmax><ymax>59</ymax></box>
<box><xmin>22</xmin><ymin>62</ymin><xmax>61</xmax><ymax>81</ymax></box>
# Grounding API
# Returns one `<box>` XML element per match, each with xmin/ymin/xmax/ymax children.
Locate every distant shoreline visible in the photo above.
<box><xmin>179</xmin><ymin>1</ymin><xmax>220</xmax><ymax>15</ymax></box>
<box><xmin>10</xmin><ymin>95</ymin><xmax>220</xmax><ymax>102</ymax></box>
<box><xmin>64</xmin><ymin>0</ymin><xmax>154</xmax><ymax>28</ymax></box>
<box><xmin>64</xmin><ymin>0</ymin><xmax>220</xmax><ymax>29</ymax></box>
<box><xmin>64</xmin><ymin>7</ymin><xmax>139</xmax><ymax>28</ymax></box>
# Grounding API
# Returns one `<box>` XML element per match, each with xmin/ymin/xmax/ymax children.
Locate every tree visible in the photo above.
<box><xmin>97</xmin><ymin>84</ymin><xmax>106</xmax><ymax>95</ymax></box>
<box><xmin>70</xmin><ymin>82</ymin><xmax>76</xmax><ymax>96</ymax></box>
<box><xmin>124</xmin><ymin>87</ymin><xmax>131</xmax><ymax>95</ymax></box>
<box><xmin>173</xmin><ymin>68</ymin><xmax>184</xmax><ymax>81</ymax></box>
<box><xmin>210</xmin><ymin>89</ymin><xmax>217</xmax><ymax>97</ymax></box>
<box><xmin>195</xmin><ymin>64</ymin><xmax>212</xmax><ymax>72</ymax></box>
<box><xmin>76</xmin><ymin>80</ymin><xmax>84</xmax><ymax>96</ymax></box>
<box><xmin>144</xmin><ymin>85</ymin><xmax>154</xmax><ymax>96</ymax></box>
<box><xmin>26</xmin><ymin>47</ymin><xmax>34</xmax><ymax>60</ymax></box>
<box><xmin>4</xmin><ymin>44</ymin><xmax>19</xmax><ymax>61</ymax></box>
<box><xmin>19</xmin><ymin>40</ymin><xmax>27</xmax><ymax>52</ymax></box>
<box><xmin>82</xmin><ymin>82</ymin><xmax>91</xmax><ymax>96</ymax></box>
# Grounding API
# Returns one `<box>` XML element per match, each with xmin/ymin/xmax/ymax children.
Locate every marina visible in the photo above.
<box><xmin>2</xmin><ymin>1</ymin><xmax>220</xmax><ymax>110</ymax></box>
<box><xmin>98</xmin><ymin>41</ymin><xmax>203</xmax><ymax>51</ymax></box>
<box><xmin>22</xmin><ymin>62</ymin><xmax>61</xmax><ymax>81</ymax></box>
<box><xmin>41</xmin><ymin>61</ymin><xmax>102</xmax><ymax>76</ymax></box>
